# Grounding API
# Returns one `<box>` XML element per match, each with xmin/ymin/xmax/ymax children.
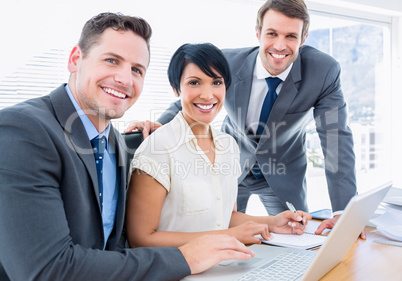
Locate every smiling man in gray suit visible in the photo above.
<box><xmin>128</xmin><ymin>0</ymin><xmax>357</xmax><ymax>236</ymax></box>
<box><xmin>0</xmin><ymin>12</ymin><xmax>255</xmax><ymax>281</ymax></box>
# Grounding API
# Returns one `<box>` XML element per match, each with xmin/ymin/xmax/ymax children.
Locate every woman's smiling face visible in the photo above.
<box><xmin>175</xmin><ymin>62</ymin><xmax>226</xmax><ymax>127</ymax></box>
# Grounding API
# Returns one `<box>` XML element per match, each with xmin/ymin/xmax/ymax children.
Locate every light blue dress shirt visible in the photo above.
<box><xmin>65</xmin><ymin>85</ymin><xmax>118</xmax><ymax>249</ymax></box>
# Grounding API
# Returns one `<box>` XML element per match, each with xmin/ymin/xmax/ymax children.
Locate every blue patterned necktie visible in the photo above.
<box><xmin>252</xmin><ymin>77</ymin><xmax>282</xmax><ymax>179</ymax></box>
<box><xmin>256</xmin><ymin>77</ymin><xmax>282</xmax><ymax>135</ymax></box>
<box><xmin>91</xmin><ymin>136</ymin><xmax>106</xmax><ymax>211</ymax></box>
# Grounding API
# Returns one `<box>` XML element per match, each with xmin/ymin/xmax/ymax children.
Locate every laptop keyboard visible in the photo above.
<box><xmin>237</xmin><ymin>250</ymin><xmax>316</xmax><ymax>281</ymax></box>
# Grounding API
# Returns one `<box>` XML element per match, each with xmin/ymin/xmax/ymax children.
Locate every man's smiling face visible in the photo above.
<box><xmin>257</xmin><ymin>9</ymin><xmax>307</xmax><ymax>76</ymax></box>
<box><xmin>68</xmin><ymin>28</ymin><xmax>150</xmax><ymax>131</ymax></box>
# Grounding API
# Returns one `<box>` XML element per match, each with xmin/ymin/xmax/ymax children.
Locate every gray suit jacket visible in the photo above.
<box><xmin>0</xmin><ymin>84</ymin><xmax>190</xmax><ymax>281</ymax></box>
<box><xmin>158</xmin><ymin>45</ymin><xmax>356</xmax><ymax>212</ymax></box>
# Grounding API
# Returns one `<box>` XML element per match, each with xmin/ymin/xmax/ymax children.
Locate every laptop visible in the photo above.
<box><xmin>183</xmin><ymin>182</ymin><xmax>392</xmax><ymax>281</ymax></box>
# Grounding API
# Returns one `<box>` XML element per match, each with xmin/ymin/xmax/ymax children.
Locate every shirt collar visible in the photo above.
<box><xmin>65</xmin><ymin>84</ymin><xmax>111</xmax><ymax>144</ymax></box>
<box><xmin>255</xmin><ymin>55</ymin><xmax>292</xmax><ymax>81</ymax></box>
<box><xmin>210</xmin><ymin>125</ymin><xmax>225</xmax><ymax>151</ymax></box>
<box><xmin>176</xmin><ymin>112</ymin><xmax>225</xmax><ymax>151</ymax></box>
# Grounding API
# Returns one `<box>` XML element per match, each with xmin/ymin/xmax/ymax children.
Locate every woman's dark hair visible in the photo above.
<box><xmin>78</xmin><ymin>12</ymin><xmax>152</xmax><ymax>58</ymax></box>
<box><xmin>167</xmin><ymin>43</ymin><xmax>231</xmax><ymax>95</ymax></box>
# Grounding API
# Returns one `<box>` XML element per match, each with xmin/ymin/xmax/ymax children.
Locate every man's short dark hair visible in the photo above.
<box><xmin>78</xmin><ymin>12</ymin><xmax>152</xmax><ymax>58</ymax></box>
<box><xmin>256</xmin><ymin>0</ymin><xmax>310</xmax><ymax>38</ymax></box>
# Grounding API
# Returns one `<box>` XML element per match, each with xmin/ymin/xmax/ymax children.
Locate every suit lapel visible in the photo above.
<box><xmin>232</xmin><ymin>49</ymin><xmax>259</xmax><ymax>130</ymax></box>
<box><xmin>49</xmin><ymin>84</ymin><xmax>101</xmax><ymax>210</ymax></box>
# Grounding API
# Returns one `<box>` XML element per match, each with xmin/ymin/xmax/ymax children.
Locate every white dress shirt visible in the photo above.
<box><xmin>131</xmin><ymin>112</ymin><xmax>241</xmax><ymax>232</ymax></box>
<box><xmin>246</xmin><ymin>55</ymin><xmax>292</xmax><ymax>134</ymax></box>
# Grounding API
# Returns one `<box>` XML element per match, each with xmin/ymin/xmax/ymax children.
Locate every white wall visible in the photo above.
<box><xmin>307</xmin><ymin>0</ymin><xmax>402</xmax><ymax>14</ymax></box>
<box><xmin>344</xmin><ymin>0</ymin><xmax>402</xmax><ymax>12</ymax></box>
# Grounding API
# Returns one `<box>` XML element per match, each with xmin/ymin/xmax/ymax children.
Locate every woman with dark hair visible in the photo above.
<box><xmin>126</xmin><ymin>43</ymin><xmax>310</xmax><ymax>248</ymax></box>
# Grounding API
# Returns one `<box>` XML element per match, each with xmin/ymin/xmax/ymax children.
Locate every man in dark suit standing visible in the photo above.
<box><xmin>0</xmin><ymin>12</ymin><xmax>255</xmax><ymax>281</ymax></box>
<box><xmin>129</xmin><ymin>0</ymin><xmax>358</xmax><ymax>236</ymax></box>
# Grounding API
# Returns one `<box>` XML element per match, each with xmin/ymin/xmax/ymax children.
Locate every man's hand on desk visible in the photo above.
<box><xmin>314</xmin><ymin>214</ymin><xmax>367</xmax><ymax>240</ymax></box>
<box><xmin>124</xmin><ymin>120</ymin><xmax>162</xmax><ymax>139</ymax></box>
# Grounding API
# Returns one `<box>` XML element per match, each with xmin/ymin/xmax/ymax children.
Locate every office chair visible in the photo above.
<box><xmin>121</xmin><ymin>131</ymin><xmax>143</xmax><ymax>168</ymax></box>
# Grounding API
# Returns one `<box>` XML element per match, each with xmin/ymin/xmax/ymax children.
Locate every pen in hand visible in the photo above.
<box><xmin>286</xmin><ymin>201</ymin><xmax>304</xmax><ymax>225</ymax></box>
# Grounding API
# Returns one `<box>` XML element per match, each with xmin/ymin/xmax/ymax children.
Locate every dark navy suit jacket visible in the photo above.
<box><xmin>0</xmin><ymin>84</ymin><xmax>190</xmax><ymax>281</ymax></box>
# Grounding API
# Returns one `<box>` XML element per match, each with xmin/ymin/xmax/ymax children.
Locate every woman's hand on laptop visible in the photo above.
<box><xmin>227</xmin><ymin>221</ymin><xmax>272</xmax><ymax>244</ymax></box>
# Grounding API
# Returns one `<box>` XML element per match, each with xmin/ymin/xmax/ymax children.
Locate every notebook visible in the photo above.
<box><xmin>258</xmin><ymin>222</ymin><xmax>328</xmax><ymax>250</ymax></box>
<box><xmin>182</xmin><ymin>182</ymin><xmax>392</xmax><ymax>281</ymax></box>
